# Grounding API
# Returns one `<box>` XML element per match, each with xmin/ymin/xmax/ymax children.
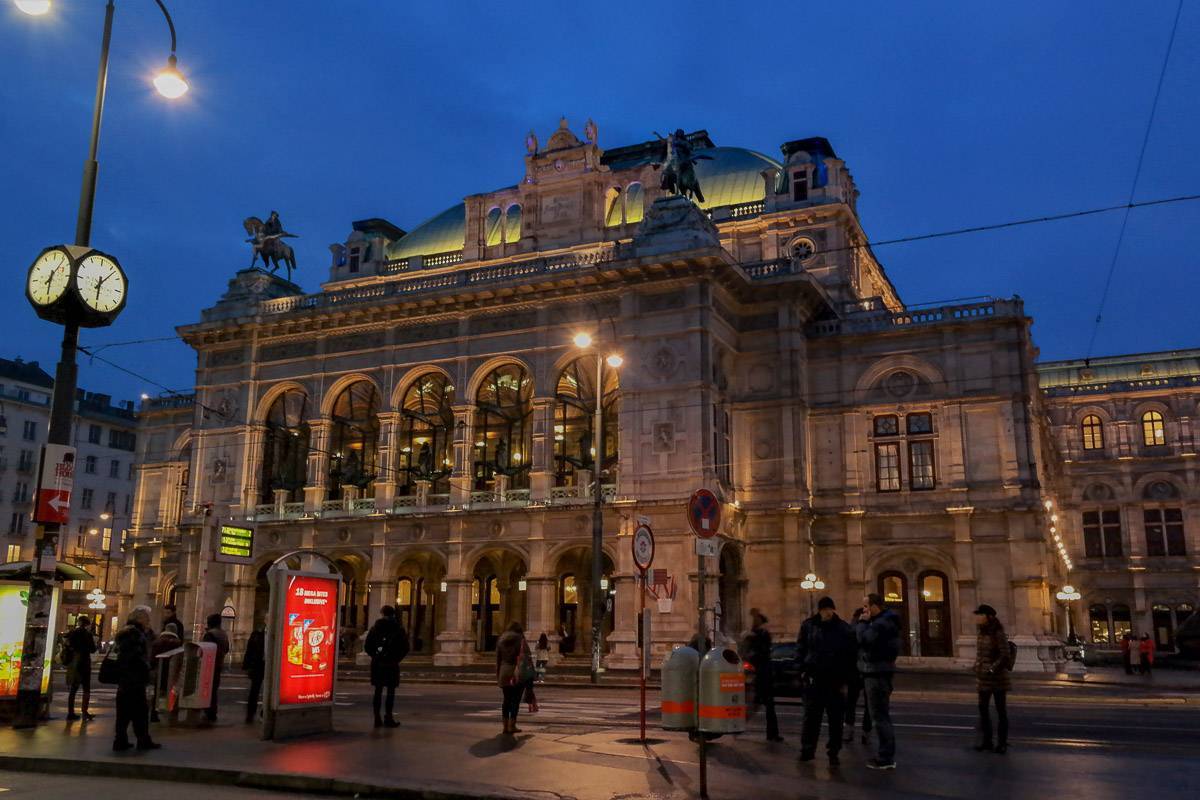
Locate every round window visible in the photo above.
<box><xmin>790</xmin><ymin>237</ymin><xmax>816</xmax><ymax>262</ymax></box>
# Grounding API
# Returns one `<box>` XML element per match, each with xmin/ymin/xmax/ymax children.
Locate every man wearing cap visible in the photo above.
<box><xmin>796</xmin><ymin>596</ymin><xmax>856</xmax><ymax>765</ymax></box>
<box><xmin>855</xmin><ymin>593</ymin><xmax>901</xmax><ymax>770</ymax></box>
<box><xmin>972</xmin><ymin>604</ymin><xmax>1011</xmax><ymax>753</ymax></box>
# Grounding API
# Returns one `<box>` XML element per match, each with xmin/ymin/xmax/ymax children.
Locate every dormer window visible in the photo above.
<box><xmin>348</xmin><ymin>247</ymin><xmax>361</xmax><ymax>273</ymax></box>
<box><xmin>792</xmin><ymin>170</ymin><xmax>809</xmax><ymax>202</ymax></box>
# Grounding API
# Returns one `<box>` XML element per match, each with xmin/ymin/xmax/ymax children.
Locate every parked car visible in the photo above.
<box><xmin>743</xmin><ymin>641</ymin><xmax>805</xmax><ymax>699</ymax></box>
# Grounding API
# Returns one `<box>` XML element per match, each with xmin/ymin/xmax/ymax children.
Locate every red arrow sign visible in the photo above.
<box><xmin>36</xmin><ymin>489</ymin><xmax>71</xmax><ymax>524</ymax></box>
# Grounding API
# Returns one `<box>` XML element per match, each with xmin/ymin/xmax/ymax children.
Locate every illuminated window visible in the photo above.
<box><xmin>604</xmin><ymin>188</ymin><xmax>623</xmax><ymax>227</ymax></box>
<box><xmin>470</xmin><ymin>578</ymin><xmax>480</xmax><ymax>606</ymax></box>
<box><xmin>397</xmin><ymin>578</ymin><xmax>413</xmax><ymax>606</ymax></box>
<box><xmin>489</xmin><ymin>579</ymin><xmax>501</xmax><ymax>605</ymax></box>
<box><xmin>260</xmin><ymin>389</ymin><xmax>310</xmax><ymax>504</ymax></box>
<box><xmin>1082</xmin><ymin>509</ymin><xmax>1122</xmax><ymax>557</ymax></box>
<box><xmin>881</xmin><ymin>574</ymin><xmax>904</xmax><ymax>605</ymax></box>
<box><xmin>1081</xmin><ymin>415</ymin><xmax>1104</xmax><ymax>450</ymax></box>
<box><xmin>398</xmin><ymin>373</ymin><xmax>455</xmax><ymax>495</ymax></box>
<box><xmin>484</xmin><ymin>207</ymin><xmax>503</xmax><ymax>247</ymax></box>
<box><xmin>473</xmin><ymin>364</ymin><xmax>533</xmax><ymax>490</ymax></box>
<box><xmin>554</xmin><ymin>357</ymin><xmax>619</xmax><ymax>487</ymax></box>
<box><xmin>327</xmin><ymin>381</ymin><xmax>381</xmax><ymax>500</ymax></box>
<box><xmin>624</xmin><ymin>182</ymin><xmax>644</xmax><ymax>224</ymax></box>
<box><xmin>909</xmin><ymin>441</ymin><xmax>935</xmax><ymax>490</ymax></box>
<box><xmin>1141</xmin><ymin>411</ymin><xmax>1165</xmax><ymax>446</ymax></box>
<box><xmin>1088</xmin><ymin>604</ymin><xmax>1111</xmax><ymax>644</ymax></box>
<box><xmin>875</xmin><ymin>443</ymin><xmax>901</xmax><ymax>492</ymax></box>
<box><xmin>503</xmin><ymin>204</ymin><xmax>522</xmax><ymax>244</ymax></box>
<box><xmin>921</xmin><ymin>574</ymin><xmax>944</xmax><ymax>602</ymax></box>
<box><xmin>1111</xmin><ymin>604</ymin><xmax>1132</xmax><ymax>640</ymax></box>
<box><xmin>561</xmin><ymin>575</ymin><xmax>578</xmax><ymax>605</ymax></box>
<box><xmin>4</xmin><ymin>544</ymin><xmax>20</xmax><ymax>563</ymax></box>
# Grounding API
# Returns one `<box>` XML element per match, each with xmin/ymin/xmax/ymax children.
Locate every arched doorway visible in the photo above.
<box><xmin>552</xmin><ymin>547</ymin><xmax>614</xmax><ymax>657</ymax></box>
<box><xmin>718</xmin><ymin>546</ymin><xmax>745</xmax><ymax>639</ymax></box>
<box><xmin>395</xmin><ymin>550</ymin><xmax>446</xmax><ymax>654</ymax></box>
<box><xmin>917</xmin><ymin>571</ymin><xmax>952</xmax><ymax>657</ymax></box>
<box><xmin>470</xmin><ymin>549</ymin><xmax>528</xmax><ymax>651</ymax></box>
<box><xmin>332</xmin><ymin>555</ymin><xmax>369</xmax><ymax>633</ymax></box>
<box><xmin>878</xmin><ymin>571</ymin><xmax>911</xmax><ymax>656</ymax></box>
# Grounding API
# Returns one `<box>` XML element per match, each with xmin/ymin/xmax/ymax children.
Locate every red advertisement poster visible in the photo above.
<box><xmin>277</xmin><ymin>574</ymin><xmax>338</xmax><ymax>706</ymax></box>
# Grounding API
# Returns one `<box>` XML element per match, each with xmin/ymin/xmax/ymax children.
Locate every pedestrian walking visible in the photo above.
<box><xmin>796</xmin><ymin>596</ymin><xmax>855</xmax><ymax>765</ymax></box>
<box><xmin>843</xmin><ymin>607</ymin><xmax>872</xmax><ymax>745</ymax></box>
<box><xmin>744</xmin><ymin>609</ymin><xmax>784</xmax><ymax>743</ymax></box>
<box><xmin>242</xmin><ymin>621</ymin><xmax>267</xmax><ymax>724</ymax></box>
<box><xmin>364</xmin><ymin>605</ymin><xmax>410</xmax><ymax>728</ymax></box>
<box><xmin>1120</xmin><ymin>632</ymin><xmax>1134</xmax><ymax>674</ymax></box>
<box><xmin>65</xmin><ymin>617</ymin><xmax>97</xmax><ymax>721</ymax></box>
<box><xmin>855</xmin><ymin>593</ymin><xmax>900</xmax><ymax>770</ymax></box>
<box><xmin>202</xmin><ymin>614</ymin><xmax>230</xmax><ymax>723</ymax></box>
<box><xmin>160</xmin><ymin>604</ymin><xmax>184</xmax><ymax>639</ymax></box>
<box><xmin>112</xmin><ymin>607</ymin><xmax>160</xmax><ymax>751</ymax></box>
<box><xmin>496</xmin><ymin>621</ymin><xmax>532</xmax><ymax>735</ymax></box>
<box><xmin>1129</xmin><ymin>631</ymin><xmax>1142</xmax><ymax>674</ymax></box>
<box><xmin>1139</xmin><ymin>633</ymin><xmax>1155</xmax><ymax>675</ymax></box>
<box><xmin>535</xmin><ymin>633</ymin><xmax>551</xmax><ymax>682</ymax></box>
<box><xmin>972</xmin><ymin>604</ymin><xmax>1011</xmax><ymax>754</ymax></box>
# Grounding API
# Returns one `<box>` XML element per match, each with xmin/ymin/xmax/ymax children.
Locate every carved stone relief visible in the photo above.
<box><xmin>652</xmin><ymin>422</ymin><xmax>676</xmax><ymax>454</ymax></box>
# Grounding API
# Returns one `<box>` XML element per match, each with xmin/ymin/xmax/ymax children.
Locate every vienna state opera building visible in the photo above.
<box><xmin>119</xmin><ymin>120</ymin><xmax>1199</xmax><ymax>670</ymax></box>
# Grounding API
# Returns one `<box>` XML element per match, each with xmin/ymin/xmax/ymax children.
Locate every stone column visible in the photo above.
<box><xmin>242</xmin><ymin>423</ymin><xmax>267</xmax><ymax>512</ymax></box>
<box><xmin>304</xmin><ymin>418</ymin><xmax>331</xmax><ymax>511</ymax></box>
<box><xmin>529</xmin><ymin>397</ymin><xmax>555</xmax><ymax>502</ymax></box>
<box><xmin>374</xmin><ymin>412</ymin><xmax>399</xmax><ymax>509</ymax></box>
<box><xmin>949</xmin><ymin>506</ymin><xmax>978</xmax><ymax>663</ymax></box>
<box><xmin>606</xmin><ymin>513</ymin><xmax>638</xmax><ymax>669</ymax></box>
<box><xmin>433</xmin><ymin>530</ymin><xmax>474</xmax><ymax>666</ymax></box>
<box><xmin>450</xmin><ymin>405</ymin><xmax>473</xmax><ymax>506</ymax></box>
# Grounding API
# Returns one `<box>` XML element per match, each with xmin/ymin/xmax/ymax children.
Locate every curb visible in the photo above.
<box><xmin>0</xmin><ymin>753</ymin><xmax>522</xmax><ymax>799</ymax></box>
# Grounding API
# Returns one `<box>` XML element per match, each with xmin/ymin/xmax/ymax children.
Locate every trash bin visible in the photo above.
<box><xmin>698</xmin><ymin>646</ymin><xmax>745</xmax><ymax>734</ymax></box>
<box><xmin>177</xmin><ymin>641</ymin><xmax>217</xmax><ymax>710</ymax></box>
<box><xmin>660</xmin><ymin>645</ymin><xmax>699</xmax><ymax>731</ymax></box>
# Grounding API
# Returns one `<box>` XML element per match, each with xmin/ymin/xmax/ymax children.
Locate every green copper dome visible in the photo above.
<box><xmin>386</xmin><ymin>147</ymin><xmax>780</xmax><ymax>261</ymax></box>
<box><xmin>691</xmin><ymin>147</ymin><xmax>779</xmax><ymax>209</ymax></box>
<box><xmin>387</xmin><ymin>202</ymin><xmax>466</xmax><ymax>260</ymax></box>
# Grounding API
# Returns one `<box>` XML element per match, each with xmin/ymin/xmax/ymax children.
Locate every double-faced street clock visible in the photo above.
<box><xmin>26</xmin><ymin>244</ymin><xmax>127</xmax><ymax>327</ymax></box>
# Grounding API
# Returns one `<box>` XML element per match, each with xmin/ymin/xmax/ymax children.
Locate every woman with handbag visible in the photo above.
<box><xmin>496</xmin><ymin>621</ymin><xmax>532</xmax><ymax>735</ymax></box>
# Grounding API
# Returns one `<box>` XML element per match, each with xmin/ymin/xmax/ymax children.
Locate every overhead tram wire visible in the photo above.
<box><xmin>1085</xmin><ymin>0</ymin><xmax>1185</xmax><ymax>361</ymax></box>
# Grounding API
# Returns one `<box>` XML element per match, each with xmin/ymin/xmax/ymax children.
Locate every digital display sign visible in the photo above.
<box><xmin>0</xmin><ymin>582</ymin><xmax>59</xmax><ymax>697</ymax></box>
<box><xmin>216</xmin><ymin>524</ymin><xmax>255</xmax><ymax>564</ymax></box>
<box><xmin>276</xmin><ymin>574</ymin><xmax>338</xmax><ymax>706</ymax></box>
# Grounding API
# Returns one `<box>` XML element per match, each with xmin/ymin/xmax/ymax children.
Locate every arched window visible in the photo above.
<box><xmin>1081</xmin><ymin>415</ymin><xmax>1104</xmax><ymax>450</ymax></box>
<box><xmin>554</xmin><ymin>357</ymin><xmax>619</xmax><ymax>487</ymax></box>
<box><xmin>1088</xmin><ymin>604</ymin><xmax>1111</xmax><ymax>644</ymax></box>
<box><xmin>877</xmin><ymin>571</ymin><xmax>910</xmax><ymax>655</ymax></box>
<box><xmin>1142</xmin><ymin>411</ymin><xmax>1166</xmax><ymax>447</ymax></box>
<box><xmin>260</xmin><ymin>389</ymin><xmax>310</xmax><ymax>503</ymax></box>
<box><xmin>484</xmin><ymin>206</ymin><xmax>503</xmax><ymax>246</ymax></box>
<box><xmin>624</xmin><ymin>182</ymin><xmax>644</xmax><ymax>224</ymax></box>
<box><xmin>398</xmin><ymin>373</ymin><xmax>455</xmax><ymax>495</ymax></box>
<box><xmin>604</xmin><ymin>187</ymin><xmax>623</xmax><ymax>227</ymax></box>
<box><xmin>328</xmin><ymin>381</ymin><xmax>381</xmax><ymax>499</ymax></box>
<box><xmin>473</xmin><ymin>364</ymin><xmax>533</xmax><ymax>489</ymax></box>
<box><xmin>503</xmin><ymin>204</ymin><xmax>522</xmax><ymax>244</ymax></box>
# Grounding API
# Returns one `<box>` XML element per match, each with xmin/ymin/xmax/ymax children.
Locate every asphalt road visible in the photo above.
<box><xmin>0</xmin><ymin>771</ymin><xmax>313</xmax><ymax>799</ymax></box>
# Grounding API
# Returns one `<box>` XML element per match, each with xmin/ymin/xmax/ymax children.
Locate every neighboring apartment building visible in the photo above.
<box><xmin>0</xmin><ymin>356</ymin><xmax>53</xmax><ymax>564</ymax></box>
<box><xmin>0</xmin><ymin>356</ymin><xmax>137</xmax><ymax>636</ymax></box>
<box><xmin>117</xmin><ymin>120</ymin><xmax>1197</xmax><ymax>670</ymax></box>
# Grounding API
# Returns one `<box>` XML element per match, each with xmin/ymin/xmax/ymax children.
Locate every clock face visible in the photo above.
<box><xmin>75</xmin><ymin>253</ymin><xmax>126</xmax><ymax>314</ymax></box>
<box><xmin>27</xmin><ymin>249</ymin><xmax>71</xmax><ymax>306</ymax></box>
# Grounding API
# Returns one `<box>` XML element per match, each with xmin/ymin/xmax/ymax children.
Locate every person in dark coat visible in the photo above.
<box><xmin>796</xmin><ymin>596</ymin><xmax>855</xmax><ymax>765</ymax></box>
<box><xmin>113</xmin><ymin>608</ymin><xmax>160</xmax><ymax>751</ymax></box>
<box><xmin>745</xmin><ymin>609</ymin><xmax>783</xmax><ymax>742</ymax></box>
<box><xmin>1119</xmin><ymin>632</ymin><xmax>1133</xmax><ymax>674</ymax></box>
<box><xmin>973</xmin><ymin>604</ymin><xmax>1011</xmax><ymax>753</ymax></box>
<box><xmin>855</xmin><ymin>593</ymin><xmax>901</xmax><ymax>770</ymax></box>
<box><xmin>202</xmin><ymin>614</ymin><xmax>230</xmax><ymax>723</ymax></box>
<box><xmin>495</xmin><ymin>621</ymin><xmax>529</xmax><ymax>735</ymax></box>
<box><xmin>242</xmin><ymin>621</ymin><xmax>267</xmax><ymax>724</ymax></box>
<box><xmin>65</xmin><ymin>617</ymin><xmax>97</xmax><ymax>721</ymax></box>
<box><xmin>843</xmin><ymin>607</ymin><xmax>871</xmax><ymax>744</ymax></box>
<box><xmin>160</xmin><ymin>604</ymin><xmax>184</xmax><ymax>639</ymax></box>
<box><xmin>364</xmin><ymin>605</ymin><xmax>410</xmax><ymax>727</ymax></box>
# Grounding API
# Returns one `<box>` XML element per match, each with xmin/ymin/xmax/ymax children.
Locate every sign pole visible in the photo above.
<box><xmin>697</xmin><ymin>546</ymin><xmax>707</xmax><ymax>800</ymax></box>
<box><xmin>639</xmin><ymin>569</ymin><xmax>646</xmax><ymax>743</ymax></box>
<box><xmin>685</xmin><ymin>489</ymin><xmax>719</xmax><ymax>800</ymax></box>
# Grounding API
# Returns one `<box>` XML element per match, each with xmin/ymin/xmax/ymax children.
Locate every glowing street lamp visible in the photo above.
<box><xmin>801</xmin><ymin>572</ymin><xmax>826</xmax><ymax>615</ymax></box>
<box><xmin>14</xmin><ymin>0</ymin><xmax>51</xmax><ymax>15</ymax></box>
<box><xmin>1056</xmin><ymin>584</ymin><xmax>1082</xmax><ymax>643</ymax></box>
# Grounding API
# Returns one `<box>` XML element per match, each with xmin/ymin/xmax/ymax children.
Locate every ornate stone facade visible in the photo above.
<box><xmin>117</xmin><ymin>122</ymin><xmax>1196</xmax><ymax>671</ymax></box>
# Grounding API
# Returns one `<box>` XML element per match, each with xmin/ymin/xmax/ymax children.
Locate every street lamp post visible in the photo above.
<box><xmin>1056</xmin><ymin>584</ymin><xmax>1085</xmax><ymax>678</ymax></box>
<box><xmin>800</xmin><ymin>571</ymin><xmax>825</xmax><ymax>617</ymax></box>
<box><xmin>1056</xmin><ymin>584</ymin><xmax>1082</xmax><ymax>644</ymax></box>
<box><xmin>13</xmin><ymin>0</ymin><xmax>188</xmax><ymax>728</ymax></box>
<box><xmin>573</xmin><ymin>332</ymin><xmax>622</xmax><ymax>684</ymax></box>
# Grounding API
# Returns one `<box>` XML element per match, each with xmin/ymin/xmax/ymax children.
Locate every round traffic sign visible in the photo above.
<box><xmin>632</xmin><ymin>524</ymin><xmax>655</xmax><ymax>572</ymax></box>
<box><xmin>687</xmin><ymin>488</ymin><xmax>721</xmax><ymax>538</ymax></box>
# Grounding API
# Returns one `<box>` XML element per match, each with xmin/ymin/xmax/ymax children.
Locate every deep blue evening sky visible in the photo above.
<box><xmin>2</xmin><ymin>1</ymin><xmax>1197</xmax><ymax>401</ymax></box>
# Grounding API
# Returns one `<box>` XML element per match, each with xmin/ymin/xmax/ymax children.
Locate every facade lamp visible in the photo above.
<box><xmin>801</xmin><ymin>572</ymin><xmax>825</xmax><ymax>590</ymax></box>
<box><xmin>573</xmin><ymin>332</ymin><xmax>592</xmax><ymax>349</ymax></box>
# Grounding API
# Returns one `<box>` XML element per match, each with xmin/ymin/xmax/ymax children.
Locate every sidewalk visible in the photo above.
<box><xmin>2</xmin><ymin>696</ymin><xmax>1197</xmax><ymax>800</ymax></box>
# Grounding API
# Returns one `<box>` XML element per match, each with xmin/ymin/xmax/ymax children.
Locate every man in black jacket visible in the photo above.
<box><xmin>744</xmin><ymin>609</ymin><xmax>783</xmax><ymax>742</ymax></box>
<box><xmin>242</xmin><ymin>619</ymin><xmax>267</xmax><ymax>724</ymax></box>
<box><xmin>113</xmin><ymin>608</ymin><xmax>160</xmax><ymax>752</ymax></box>
<box><xmin>796</xmin><ymin>596</ymin><xmax>855</xmax><ymax>765</ymax></box>
<box><xmin>65</xmin><ymin>616</ymin><xmax>97</xmax><ymax>721</ymax></box>
<box><xmin>364</xmin><ymin>606</ymin><xmax>410</xmax><ymax>728</ymax></box>
<box><xmin>855</xmin><ymin>593</ymin><xmax>902</xmax><ymax>770</ymax></box>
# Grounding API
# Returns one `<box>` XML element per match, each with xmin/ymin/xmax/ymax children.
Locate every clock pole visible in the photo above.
<box><xmin>13</xmin><ymin>1</ymin><xmax>114</xmax><ymax>728</ymax></box>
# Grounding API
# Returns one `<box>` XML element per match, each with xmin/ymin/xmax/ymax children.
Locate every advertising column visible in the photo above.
<box><xmin>262</xmin><ymin>569</ymin><xmax>340</xmax><ymax>739</ymax></box>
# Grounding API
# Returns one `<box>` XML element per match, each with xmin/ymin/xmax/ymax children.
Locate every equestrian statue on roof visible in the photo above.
<box><xmin>652</xmin><ymin>129</ymin><xmax>711</xmax><ymax>204</ymax></box>
<box><xmin>243</xmin><ymin>210</ymin><xmax>298</xmax><ymax>282</ymax></box>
